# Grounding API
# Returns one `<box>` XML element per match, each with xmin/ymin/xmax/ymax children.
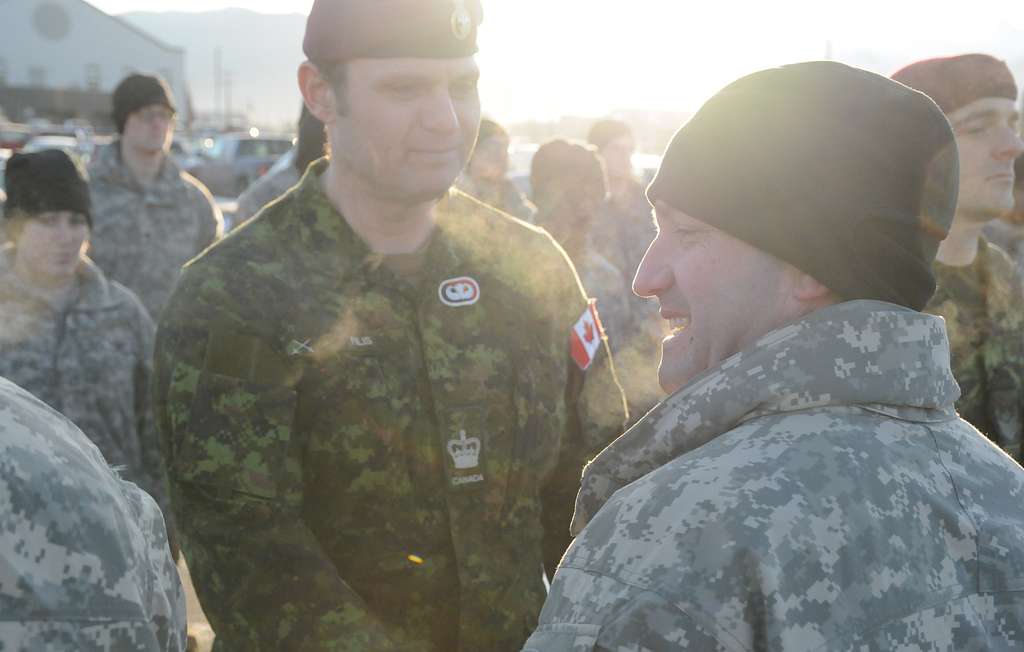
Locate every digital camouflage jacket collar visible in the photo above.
<box><xmin>572</xmin><ymin>300</ymin><xmax>959</xmax><ymax>534</ymax></box>
<box><xmin>0</xmin><ymin>245</ymin><xmax>130</xmax><ymax>313</ymax></box>
<box><xmin>89</xmin><ymin>140</ymin><xmax>190</xmax><ymax>200</ymax></box>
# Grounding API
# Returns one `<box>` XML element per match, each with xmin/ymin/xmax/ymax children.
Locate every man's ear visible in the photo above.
<box><xmin>298</xmin><ymin>61</ymin><xmax>339</xmax><ymax>126</ymax></box>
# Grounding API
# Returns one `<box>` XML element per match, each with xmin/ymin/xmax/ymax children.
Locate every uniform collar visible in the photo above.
<box><xmin>287</xmin><ymin>159</ymin><xmax>470</xmax><ymax>292</ymax></box>
<box><xmin>0</xmin><ymin>244</ymin><xmax>124</xmax><ymax>312</ymax></box>
<box><xmin>571</xmin><ymin>300</ymin><xmax>960</xmax><ymax>534</ymax></box>
<box><xmin>91</xmin><ymin>140</ymin><xmax>185</xmax><ymax>199</ymax></box>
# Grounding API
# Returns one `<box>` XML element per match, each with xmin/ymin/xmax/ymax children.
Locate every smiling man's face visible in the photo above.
<box><xmin>632</xmin><ymin>201</ymin><xmax>809</xmax><ymax>394</ymax></box>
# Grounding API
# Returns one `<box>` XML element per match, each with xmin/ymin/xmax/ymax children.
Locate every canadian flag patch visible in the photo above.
<box><xmin>570</xmin><ymin>300</ymin><xmax>604</xmax><ymax>370</ymax></box>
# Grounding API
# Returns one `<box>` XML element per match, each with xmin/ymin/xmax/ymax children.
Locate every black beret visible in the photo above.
<box><xmin>648</xmin><ymin>61</ymin><xmax>959</xmax><ymax>311</ymax></box>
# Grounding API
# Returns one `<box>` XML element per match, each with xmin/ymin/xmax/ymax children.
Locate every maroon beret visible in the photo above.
<box><xmin>891</xmin><ymin>53</ymin><xmax>1018</xmax><ymax>115</ymax></box>
<box><xmin>303</xmin><ymin>0</ymin><xmax>484</xmax><ymax>63</ymax></box>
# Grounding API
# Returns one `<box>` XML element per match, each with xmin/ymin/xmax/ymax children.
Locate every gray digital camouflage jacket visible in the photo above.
<box><xmin>0</xmin><ymin>246</ymin><xmax>172</xmax><ymax>532</ymax></box>
<box><xmin>232</xmin><ymin>165</ymin><xmax>300</xmax><ymax>230</ymax></box>
<box><xmin>525</xmin><ymin>300</ymin><xmax>1024</xmax><ymax>651</ymax></box>
<box><xmin>88</xmin><ymin>141</ymin><xmax>222</xmax><ymax>319</ymax></box>
<box><xmin>0</xmin><ymin>376</ymin><xmax>185</xmax><ymax>651</ymax></box>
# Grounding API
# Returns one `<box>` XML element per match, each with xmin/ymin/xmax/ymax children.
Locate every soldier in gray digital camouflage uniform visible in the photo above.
<box><xmin>0</xmin><ymin>375</ymin><xmax>185</xmax><ymax>651</ymax></box>
<box><xmin>0</xmin><ymin>150</ymin><xmax>174</xmax><ymax>552</ymax></box>
<box><xmin>88</xmin><ymin>74</ymin><xmax>222</xmax><ymax>319</ymax></box>
<box><xmin>232</xmin><ymin>104</ymin><xmax>328</xmax><ymax>230</ymax></box>
<box><xmin>524</xmin><ymin>61</ymin><xmax>1024</xmax><ymax>651</ymax></box>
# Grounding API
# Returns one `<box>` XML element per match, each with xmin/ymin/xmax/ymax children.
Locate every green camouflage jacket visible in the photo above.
<box><xmin>0</xmin><ymin>376</ymin><xmax>185</xmax><ymax>651</ymax></box>
<box><xmin>0</xmin><ymin>246</ymin><xmax>171</xmax><ymax>527</ymax></box>
<box><xmin>154</xmin><ymin>160</ymin><xmax>628</xmax><ymax>651</ymax></box>
<box><xmin>526</xmin><ymin>301</ymin><xmax>1024</xmax><ymax>651</ymax></box>
<box><xmin>88</xmin><ymin>142</ymin><xmax>223</xmax><ymax>319</ymax></box>
<box><xmin>925</xmin><ymin>238</ymin><xmax>1024</xmax><ymax>462</ymax></box>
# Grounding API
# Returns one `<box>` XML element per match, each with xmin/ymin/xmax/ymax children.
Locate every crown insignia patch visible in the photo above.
<box><xmin>447</xmin><ymin>429</ymin><xmax>481</xmax><ymax>470</ymax></box>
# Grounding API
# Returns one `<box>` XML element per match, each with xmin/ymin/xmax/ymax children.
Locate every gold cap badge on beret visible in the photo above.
<box><xmin>451</xmin><ymin>0</ymin><xmax>472</xmax><ymax>41</ymax></box>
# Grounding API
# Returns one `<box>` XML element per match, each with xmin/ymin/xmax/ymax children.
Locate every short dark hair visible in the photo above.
<box><xmin>477</xmin><ymin>118</ymin><xmax>508</xmax><ymax>144</ymax></box>
<box><xmin>313</xmin><ymin>60</ymin><xmax>349</xmax><ymax>116</ymax></box>
<box><xmin>295</xmin><ymin>104</ymin><xmax>328</xmax><ymax>174</ymax></box>
<box><xmin>587</xmin><ymin>119</ymin><xmax>632</xmax><ymax>151</ymax></box>
<box><xmin>530</xmin><ymin>139</ymin><xmax>607</xmax><ymax>209</ymax></box>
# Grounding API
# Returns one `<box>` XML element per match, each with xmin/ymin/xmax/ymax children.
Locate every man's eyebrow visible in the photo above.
<box><xmin>953</xmin><ymin>109</ymin><xmax>1009</xmax><ymax>127</ymax></box>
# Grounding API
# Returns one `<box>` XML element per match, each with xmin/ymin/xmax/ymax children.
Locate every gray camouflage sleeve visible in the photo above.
<box><xmin>526</xmin><ymin>567</ymin><xmax>733</xmax><ymax>652</ymax></box>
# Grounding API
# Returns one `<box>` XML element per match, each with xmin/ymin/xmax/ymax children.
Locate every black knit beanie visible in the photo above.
<box><xmin>4</xmin><ymin>150</ymin><xmax>92</xmax><ymax>228</ymax></box>
<box><xmin>647</xmin><ymin>61</ymin><xmax>959</xmax><ymax>310</ymax></box>
<box><xmin>112</xmin><ymin>73</ymin><xmax>176</xmax><ymax>133</ymax></box>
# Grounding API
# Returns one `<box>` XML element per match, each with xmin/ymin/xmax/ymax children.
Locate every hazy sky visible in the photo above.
<box><xmin>86</xmin><ymin>0</ymin><xmax>1024</xmax><ymax>123</ymax></box>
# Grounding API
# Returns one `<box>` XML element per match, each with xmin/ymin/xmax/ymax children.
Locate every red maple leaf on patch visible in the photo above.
<box><xmin>583</xmin><ymin>320</ymin><xmax>595</xmax><ymax>343</ymax></box>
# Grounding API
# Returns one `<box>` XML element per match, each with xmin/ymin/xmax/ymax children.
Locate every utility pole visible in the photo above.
<box><xmin>214</xmin><ymin>46</ymin><xmax>222</xmax><ymax>129</ymax></box>
<box><xmin>225</xmin><ymin>71</ymin><xmax>233</xmax><ymax>130</ymax></box>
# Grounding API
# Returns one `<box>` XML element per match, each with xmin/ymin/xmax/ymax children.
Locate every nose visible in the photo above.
<box><xmin>995</xmin><ymin>129</ymin><xmax>1024</xmax><ymax>162</ymax></box>
<box><xmin>421</xmin><ymin>90</ymin><xmax>460</xmax><ymax>135</ymax></box>
<box><xmin>632</xmin><ymin>236</ymin><xmax>669</xmax><ymax>298</ymax></box>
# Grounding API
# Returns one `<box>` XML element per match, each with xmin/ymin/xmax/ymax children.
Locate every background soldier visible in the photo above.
<box><xmin>88</xmin><ymin>73</ymin><xmax>222</xmax><ymax>319</ymax></box>
<box><xmin>586</xmin><ymin>118</ymin><xmax>656</xmax><ymax>290</ymax></box>
<box><xmin>153</xmin><ymin>1</ymin><xmax>627</xmax><ymax>650</ymax></box>
<box><xmin>232</xmin><ymin>104</ymin><xmax>327</xmax><ymax>229</ymax></box>
<box><xmin>456</xmin><ymin>118</ymin><xmax>535</xmax><ymax>222</ymax></box>
<box><xmin>0</xmin><ymin>376</ymin><xmax>185</xmax><ymax>651</ymax></box>
<box><xmin>893</xmin><ymin>54</ymin><xmax>1024</xmax><ymax>463</ymax></box>
<box><xmin>0</xmin><ymin>150</ymin><xmax>172</xmax><ymax>545</ymax></box>
<box><xmin>530</xmin><ymin>139</ymin><xmax>662</xmax><ymax>416</ymax></box>
<box><xmin>525</xmin><ymin>62</ymin><xmax>1024</xmax><ymax>650</ymax></box>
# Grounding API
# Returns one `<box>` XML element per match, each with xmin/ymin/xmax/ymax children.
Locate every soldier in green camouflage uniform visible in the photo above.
<box><xmin>927</xmin><ymin>240</ymin><xmax>1024</xmax><ymax>460</ymax></box>
<box><xmin>0</xmin><ymin>376</ymin><xmax>186</xmax><ymax>652</ymax></box>
<box><xmin>88</xmin><ymin>74</ymin><xmax>222</xmax><ymax>319</ymax></box>
<box><xmin>527</xmin><ymin>62</ymin><xmax>1024</xmax><ymax>650</ymax></box>
<box><xmin>894</xmin><ymin>54</ymin><xmax>1024</xmax><ymax>463</ymax></box>
<box><xmin>153</xmin><ymin>2</ymin><xmax>627</xmax><ymax>650</ymax></box>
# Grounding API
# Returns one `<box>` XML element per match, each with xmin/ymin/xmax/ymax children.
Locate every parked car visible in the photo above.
<box><xmin>186</xmin><ymin>133</ymin><xmax>294</xmax><ymax>197</ymax></box>
<box><xmin>20</xmin><ymin>134</ymin><xmax>94</xmax><ymax>165</ymax></box>
<box><xmin>0</xmin><ymin>124</ymin><xmax>31</xmax><ymax>152</ymax></box>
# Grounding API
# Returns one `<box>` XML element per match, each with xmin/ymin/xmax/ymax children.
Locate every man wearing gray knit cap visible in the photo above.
<box><xmin>523</xmin><ymin>61</ymin><xmax>1024</xmax><ymax>651</ymax></box>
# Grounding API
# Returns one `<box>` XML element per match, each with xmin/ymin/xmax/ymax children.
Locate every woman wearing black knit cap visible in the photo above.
<box><xmin>0</xmin><ymin>149</ymin><xmax>176</xmax><ymax>550</ymax></box>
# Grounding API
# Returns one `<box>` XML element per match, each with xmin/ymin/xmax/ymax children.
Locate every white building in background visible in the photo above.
<box><xmin>0</xmin><ymin>0</ymin><xmax>191</xmax><ymax>127</ymax></box>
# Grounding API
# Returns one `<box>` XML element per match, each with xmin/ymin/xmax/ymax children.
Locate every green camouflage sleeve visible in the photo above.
<box><xmin>153</xmin><ymin>265</ymin><xmax>404</xmax><ymax>651</ymax></box>
<box><xmin>540</xmin><ymin>244</ymin><xmax>629</xmax><ymax>576</ymax></box>
<box><xmin>129</xmin><ymin>294</ymin><xmax>176</xmax><ymax>546</ymax></box>
<box><xmin>980</xmin><ymin>244</ymin><xmax>1024</xmax><ymax>462</ymax></box>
